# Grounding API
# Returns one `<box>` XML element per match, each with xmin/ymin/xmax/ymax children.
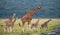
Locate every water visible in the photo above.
<box><xmin>0</xmin><ymin>0</ymin><xmax>60</xmax><ymax>18</ymax></box>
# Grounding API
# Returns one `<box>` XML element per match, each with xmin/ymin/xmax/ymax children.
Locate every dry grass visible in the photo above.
<box><xmin>0</xmin><ymin>18</ymin><xmax>60</xmax><ymax>35</ymax></box>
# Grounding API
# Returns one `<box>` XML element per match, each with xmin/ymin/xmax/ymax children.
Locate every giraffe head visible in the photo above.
<box><xmin>37</xmin><ymin>6</ymin><xmax>41</xmax><ymax>9</ymax></box>
<box><xmin>13</xmin><ymin>13</ymin><xmax>16</xmax><ymax>17</ymax></box>
<box><xmin>48</xmin><ymin>19</ymin><xmax>52</xmax><ymax>21</ymax></box>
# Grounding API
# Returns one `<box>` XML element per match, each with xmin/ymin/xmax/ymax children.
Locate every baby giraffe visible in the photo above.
<box><xmin>4</xmin><ymin>13</ymin><xmax>16</xmax><ymax>32</ymax></box>
<box><xmin>40</xmin><ymin>19</ymin><xmax>52</xmax><ymax>29</ymax></box>
<box><xmin>30</xmin><ymin>18</ymin><xmax>39</xmax><ymax>31</ymax></box>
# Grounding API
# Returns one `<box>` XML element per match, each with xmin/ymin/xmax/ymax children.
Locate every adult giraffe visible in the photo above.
<box><xmin>21</xmin><ymin>6</ymin><xmax>41</xmax><ymax>32</ymax></box>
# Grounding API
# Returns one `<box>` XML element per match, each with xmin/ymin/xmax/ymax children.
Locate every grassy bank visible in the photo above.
<box><xmin>0</xmin><ymin>18</ymin><xmax>60</xmax><ymax>35</ymax></box>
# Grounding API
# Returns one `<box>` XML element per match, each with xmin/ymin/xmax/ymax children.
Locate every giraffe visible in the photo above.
<box><xmin>30</xmin><ymin>18</ymin><xmax>39</xmax><ymax>31</ymax></box>
<box><xmin>4</xmin><ymin>13</ymin><xmax>16</xmax><ymax>32</ymax></box>
<box><xmin>21</xmin><ymin>7</ymin><xmax>41</xmax><ymax>32</ymax></box>
<box><xmin>40</xmin><ymin>19</ymin><xmax>52</xmax><ymax>29</ymax></box>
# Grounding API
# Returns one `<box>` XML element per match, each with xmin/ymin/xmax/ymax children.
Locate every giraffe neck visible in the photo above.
<box><xmin>46</xmin><ymin>19</ymin><xmax>51</xmax><ymax>24</ymax></box>
<box><xmin>35</xmin><ymin>19</ymin><xmax>39</xmax><ymax>24</ymax></box>
<box><xmin>29</xmin><ymin>7</ymin><xmax>41</xmax><ymax>16</ymax></box>
<box><xmin>13</xmin><ymin>19</ymin><xmax>16</xmax><ymax>23</ymax></box>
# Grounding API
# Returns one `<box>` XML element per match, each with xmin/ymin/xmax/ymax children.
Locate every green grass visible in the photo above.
<box><xmin>0</xmin><ymin>18</ymin><xmax>60</xmax><ymax>35</ymax></box>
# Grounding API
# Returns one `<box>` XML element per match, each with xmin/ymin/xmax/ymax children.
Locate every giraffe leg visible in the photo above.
<box><xmin>22</xmin><ymin>23</ymin><xmax>25</xmax><ymax>32</ymax></box>
<box><xmin>7</xmin><ymin>27</ymin><xmax>10</xmax><ymax>32</ymax></box>
<box><xmin>4</xmin><ymin>27</ymin><xmax>7</xmax><ymax>32</ymax></box>
<box><xmin>30</xmin><ymin>25</ymin><xmax>33</xmax><ymax>31</ymax></box>
<box><xmin>21</xmin><ymin>19</ymin><xmax>26</xmax><ymax>32</ymax></box>
<box><xmin>9</xmin><ymin>27</ymin><xmax>12</xmax><ymax>32</ymax></box>
<box><xmin>28</xmin><ymin>21</ymin><xmax>31</xmax><ymax>31</ymax></box>
<box><xmin>36</xmin><ymin>27</ymin><xmax>38</xmax><ymax>32</ymax></box>
<box><xmin>28</xmin><ymin>21</ymin><xmax>31</xmax><ymax>27</ymax></box>
<box><xmin>22</xmin><ymin>24</ymin><xmax>24</xmax><ymax>32</ymax></box>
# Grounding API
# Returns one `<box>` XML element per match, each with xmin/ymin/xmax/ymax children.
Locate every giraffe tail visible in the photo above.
<box><xmin>18</xmin><ymin>23</ymin><xmax>21</xmax><ymax>27</ymax></box>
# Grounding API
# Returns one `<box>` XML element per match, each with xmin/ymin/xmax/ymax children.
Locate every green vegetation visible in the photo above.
<box><xmin>0</xmin><ymin>19</ymin><xmax>60</xmax><ymax>35</ymax></box>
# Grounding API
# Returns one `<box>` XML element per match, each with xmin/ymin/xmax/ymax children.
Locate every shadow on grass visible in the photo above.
<box><xmin>41</xmin><ymin>33</ymin><xmax>47</xmax><ymax>35</ymax></box>
<box><xmin>19</xmin><ymin>31</ymin><xmax>31</xmax><ymax>35</ymax></box>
